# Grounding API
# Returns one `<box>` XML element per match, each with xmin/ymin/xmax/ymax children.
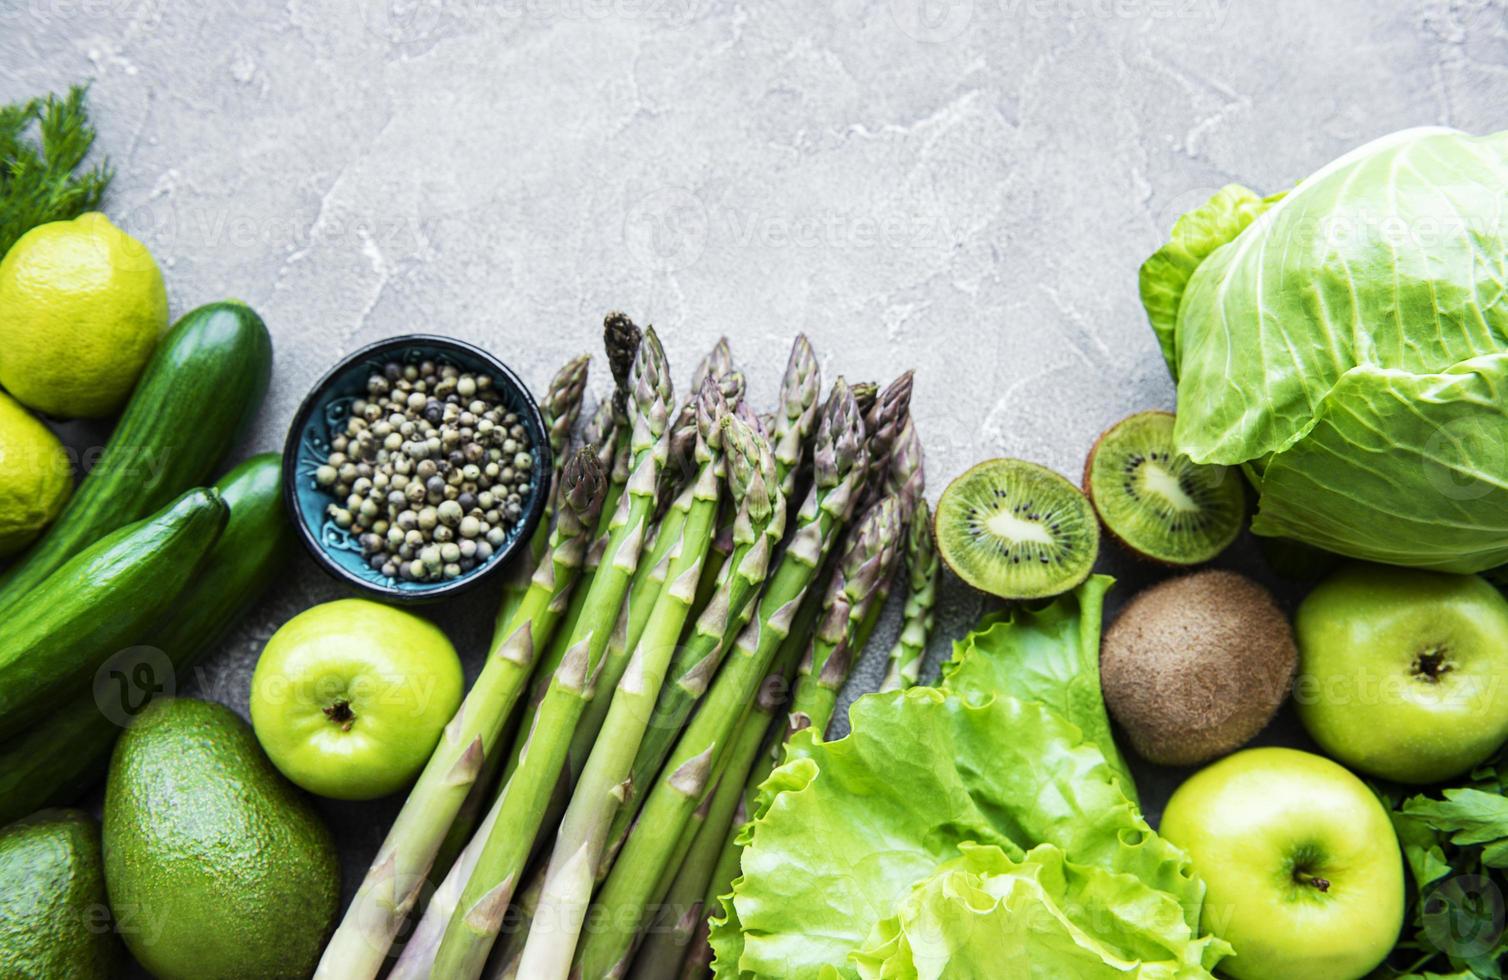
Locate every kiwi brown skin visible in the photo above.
<box><xmin>1101</xmin><ymin>570</ymin><xmax>1296</xmax><ymax>768</ymax></box>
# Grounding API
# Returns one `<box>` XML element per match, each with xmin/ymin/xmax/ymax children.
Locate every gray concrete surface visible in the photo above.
<box><xmin>3</xmin><ymin>0</ymin><xmax>1503</xmax><ymax>968</ymax></box>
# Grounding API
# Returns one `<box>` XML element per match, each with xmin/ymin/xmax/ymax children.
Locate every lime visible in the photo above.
<box><xmin>0</xmin><ymin>392</ymin><xmax>73</xmax><ymax>557</ymax></box>
<box><xmin>0</xmin><ymin>213</ymin><xmax>168</xmax><ymax>419</ymax></box>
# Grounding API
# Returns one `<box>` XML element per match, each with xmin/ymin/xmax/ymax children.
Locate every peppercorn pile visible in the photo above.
<box><xmin>313</xmin><ymin>359</ymin><xmax>536</xmax><ymax>583</ymax></box>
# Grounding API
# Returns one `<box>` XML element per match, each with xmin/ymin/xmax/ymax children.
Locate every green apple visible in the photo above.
<box><xmin>250</xmin><ymin>598</ymin><xmax>463</xmax><ymax>800</ymax></box>
<box><xmin>1294</xmin><ymin>563</ymin><xmax>1508</xmax><ymax>784</ymax></box>
<box><xmin>1160</xmin><ymin>747</ymin><xmax>1403</xmax><ymax>980</ymax></box>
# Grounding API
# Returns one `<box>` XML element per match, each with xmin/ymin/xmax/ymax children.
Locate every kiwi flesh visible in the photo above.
<box><xmin>934</xmin><ymin>458</ymin><xmax>1099</xmax><ymax>600</ymax></box>
<box><xmin>1101</xmin><ymin>570</ymin><xmax>1296</xmax><ymax>767</ymax></box>
<box><xmin>1084</xmin><ymin>410</ymin><xmax>1245</xmax><ymax>566</ymax></box>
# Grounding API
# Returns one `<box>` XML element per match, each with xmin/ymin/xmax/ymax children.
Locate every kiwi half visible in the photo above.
<box><xmin>1084</xmin><ymin>411</ymin><xmax>1245</xmax><ymax>566</ymax></box>
<box><xmin>935</xmin><ymin>458</ymin><xmax>1099</xmax><ymax>599</ymax></box>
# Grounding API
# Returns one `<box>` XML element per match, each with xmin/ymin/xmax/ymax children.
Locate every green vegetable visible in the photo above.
<box><xmin>430</xmin><ymin>328</ymin><xmax>673</xmax><ymax>980</ymax></box>
<box><xmin>0</xmin><ymin>453</ymin><xmax>292</xmax><ymax>825</ymax></box>
<box><xmin>316</xmin><ymin>448</ymin><xmax>606</xmax><ymax>979</ymax></box>
<box><xmin>0</xmin><ymin>300</ymin><xmax>272</xmax><ymax>610</ymax></box>
<box><xmin>1141</xmin><ymin>129</ymin><xmax>1508</xmax><ymax>572</ymax></box>
<box><xmin>852</xmin><ymin>842</ymin><xmax>1212</xmax><ymax>979</ymax></box>
<box><xmin>709</xmin><ymin>583</ymin><xmax>1226</xmax><ymax>978</ymax></box>
<box><xmin>103</xmin><ymin>697</ymin><xmax>340</xmax><ymax>980</ymax></box>
<box><xmin>0</xmin><ymin>809</ymin><xmax>121</xmax><ymax>980</ymax></box>
<box><xmin>0</xmin><ymin>85</ymin><xmax>112</xmax><ymax>259</ymax></box>
<box><xmin>881</xmin><ymin>499</ymin><xmax>939</xmax><ymax>692</ymax></box>
<box><xmin>787</xmin><ymin>495</ymin><xmax>904</xmax><ymax>737</ymax></box>
<box><xmin>517</xmin><ymin>385</ymin><xmax>753</xmax><ymax>977</ymax></box>
<box><xmin>575</xmin><ymin>379</ymin><xmax>870</xmax><ymax>977</ymax></box>
<box><xmin>941</xmin><ymin>574</ymin><xmax>1135</xmax><ymax>803</ymax></box>
<box><xmin>0</xmin><ymin>487</ymin><xmax>226</xmax><ymax>740</ymax></box>
<box><xmin>1384</xmin><ymin>764</ymin><xmax>1508</xmax><ymax>976</ymax></box>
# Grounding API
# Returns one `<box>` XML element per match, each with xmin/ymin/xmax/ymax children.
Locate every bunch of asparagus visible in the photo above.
<box><xmin>315</xmin><ymin>316</ymin><xmax>941</xmax><ymax>980</ymax></box>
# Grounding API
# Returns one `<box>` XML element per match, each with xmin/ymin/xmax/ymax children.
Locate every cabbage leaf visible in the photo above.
<box><xmin>1141</xmin><ymin>128</ymin><xmax>1508</xmax><ymax>572</ymax></box>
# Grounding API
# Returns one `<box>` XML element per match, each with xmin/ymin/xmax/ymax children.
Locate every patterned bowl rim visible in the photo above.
<box><xmin>280</xmin><ymin>333</ymin><xmax>552</xmax><ymax>605</ymax></box>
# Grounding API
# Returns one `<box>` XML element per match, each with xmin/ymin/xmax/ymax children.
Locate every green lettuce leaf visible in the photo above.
<box><xmin>711</xmin><ymin>688</ymin><xmax>1215</xmax><ymax>979</ymax></box>
<box><xmin>941</xmin><ymin>576</ymin><xmax>1135</xmax><ymax>803</ymax></box>
<box><xmin>852</xmin><ymin>843</ymin><xmax>1220</xmax><ymax>979</ymax></box>
<box><xmin>1138</xmin><ymin>185</ymin><xmax>1281</xmax><ymax>378</ymax></box>
<box><xmin>1146</xmin><ymin>128</ymin><xmax>1508</xmax><ymax>572</ymax></box>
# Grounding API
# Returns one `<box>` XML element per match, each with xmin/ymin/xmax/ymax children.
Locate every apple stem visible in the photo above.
<box><xmin>324</xmin><ymin>699</ymin><xmax>356</xmax><ymax>732</ymax></box>
<box><xmin>1295</xmin><ymin>870</ymin><xmax>1330</xmax><ymax>893</ymax></box>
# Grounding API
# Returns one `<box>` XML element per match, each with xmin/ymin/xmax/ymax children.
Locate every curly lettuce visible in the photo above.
<box><xmin>709</xmin><ymin>583</ymin><xmax>1230</xmax><ymax>979</ymax></box>
<box><xmin>1141</xmin><ymin>128</ymin><xmax>1508</xmax><ymax>573</ymax></box>
<box><xmin>943</xmin><ymin>575</ymin><xmax>1135</xmax><ymax>804</ymax></box>
<box><xmin>853</xmin><ymin>844</ymin><xmax>1217</xmax><ymax>980</ymax></box>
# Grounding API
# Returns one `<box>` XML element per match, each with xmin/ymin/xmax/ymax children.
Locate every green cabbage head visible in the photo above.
<box><xmin>1141</xmin><ymin>128</ymin><xmax>1508</xmax><ymax>572</ymax></box>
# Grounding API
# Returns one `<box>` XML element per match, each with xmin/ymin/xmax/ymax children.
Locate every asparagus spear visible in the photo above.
<box><xmin>659</xmin><ymin>338</ymin><xmax>733</xmax><ymax>507</ymax></box>
<box><xmin>492</xmin><ymin>355</ymin><xmax>592</xmax><ymax>636</ymax></box>
<box><xmin>882</xmin><ymin>498</ymin><xmax>939</xmax><ymax>692</ymax></box>
<box><xmin>520</xmin><ymin>404</ymin><xmax>776</xmax><ymax>978</ymax></box>
<box><xmin>503</xmin><ymin>326</ymin><xmax>637</xmax><ymax>781</ymax></box>
<box><xmin>597</xmin><ymin>313</ymin><xmax>644</xmax><ymax>535</ymax></box>
<box><xmin>574</xmin><ymin>380</ymin><xmax>869</xmax><ymax>978</ymax></box>
<box><xmin>851</xmin><ymin>380</ymin><xmax>879</xmax><ymax>415</ymax></box>
<box><xmin>626</xmin><ymin>500</ymin><xmax>902</xmax><ymax>980</ymax></box>
<box><xmin>849</xmin><ymin>404</ymin><xmax>923</xmax><ymax>658</ymax></box>
<box><xmin>634</xmin><ymin>700</ymin><xmax>772</xmax><ymax>980</ymax></box>
<box><xmin>787</xmin><ymin>496</ymin><xmax>904</xmax><ymax>736</ymax></box>
<box><xmin>690</xmin><ymin>337</ymin><xmax>821</xmax><ymax>620</ymax></box>
<box><xmin>315</xmin><ymin>448</ymin><xmax>607</xmax><ymax>980</ymax></box>
<box><xmin>430</xmin><ymin>327</ymin><xmax>674</xmax><ymax>980</ymax></box>
<box><xmin>676</xmin><ymin>405</ymin><xmax>918</xmax><ymax>972</ymax></box>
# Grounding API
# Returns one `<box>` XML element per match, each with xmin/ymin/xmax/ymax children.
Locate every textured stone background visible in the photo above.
<box><xmin>4</xmin><ymin>0</ymin><xmax>1504</xmax><ymax>961</ymax></box>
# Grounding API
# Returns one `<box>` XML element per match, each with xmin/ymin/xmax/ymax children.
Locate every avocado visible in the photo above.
<box><xmin>0</xmin><ymin>808</ymin><xmax>121</xmax><ymax>979</ymax></box>
<box><xmin>101</xmin><ymin>697</ymin><xmax>339</xmax><ymax>980</ymax></box>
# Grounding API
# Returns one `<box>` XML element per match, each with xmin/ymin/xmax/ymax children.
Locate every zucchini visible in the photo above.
<box><xmin>0</xmin><ymin>488</ymin><xmax>226</xmax><ymax>741</ymax></box>
<box><xmin>0</xmin><ymin>300</ymin><xmax>271</xmax><ymax>610</ymax></box>
<box><xmin>0</xmin><ymin>455</ymin><xmax>293</xmax><ymax>823</ymax></box>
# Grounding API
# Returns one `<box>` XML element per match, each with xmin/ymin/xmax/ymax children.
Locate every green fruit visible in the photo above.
<box><xmin>0</xmin><ymin>390</ymin><xmax>72</xmax><ymax>557</ymax></box>
<box><xmin>102</xmin><ymin>697</ymin><xmax>339</xmax><ymax>980</ymax></box>
<box><xmin>0</xmin><ymin>299</ymin><xmax>272</xmax><ymax>612</ymax></box>
<box><xmin>934</xmin><ymin>458</ymin><xmax>1099</xmax><ymax>599</ymax></box>
<box><xmin>0</xmin><ymin>809</ymin><xmax>122</xmax><ymax>980</ymax></box>
<box><xmin>1160</xmin><ymin>747</ymin><xmax>1403</xmax><ymax>980</ymax></box>
<box><xmin>251</xmin><ymin>598</ymin><xmax>463</xmax><ymax>800</ymax></box>
<box><xmin>1295</xmin><ymin>563</ymin><xmax>1508</xmax><ymax>784</ymax></box>
<box><xmin>0</xmin><ymin>487</ymin><xmax>226</xmax><ymax>741</ymax></box>
<box><xmin>0</xmin><ymin>212</ymin><xmax>168</xmax><ymax>418</ymax></box>
<box><xmin>1083</xmin><ymin>410</ymin><xmax>1245</xmax><ymax>565</ymax></box>
<box><xmin>1101</xmin><ymin>570</ymin><xmax>1295</xmax><ymax>766</ymax></box>
<box><xmin>0</xmin><ymin>454</ymin><xmax>294</xmax><ymax>825</ymax></box>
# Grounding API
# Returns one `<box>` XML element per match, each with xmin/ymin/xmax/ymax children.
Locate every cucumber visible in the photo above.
<box><xmin>0</xmin><ymin>300</ymin><xmax>271</xmax><ymax>611</ymax></box>
<box><xmin>0</xmin><ymin>488</ymin><xmax>227</xmax><ymax>741</ymax></box>
<box><xmin>0</xmin><ymin>455</ymin><xmax>293</xmax><ymax>824</ymax></box>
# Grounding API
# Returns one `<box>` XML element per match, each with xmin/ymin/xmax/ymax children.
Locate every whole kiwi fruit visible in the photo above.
<box><xmin>1101</xmin><ymin>570</ymin><xmax>1295</xmax><ymax>767</ymax></box>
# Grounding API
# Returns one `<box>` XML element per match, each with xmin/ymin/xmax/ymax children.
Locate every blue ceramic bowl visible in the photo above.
<box><xmin>282</xmin><ymin>334</ymin><xmax>551</xmax><ymax>604</ymax></box>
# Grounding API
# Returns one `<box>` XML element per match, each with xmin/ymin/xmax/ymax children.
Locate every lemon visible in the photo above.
<box><xmin>0</xmin><ymin>213</ymin><xmax>168</xmax><ymax>418</ymax></box>
<box><xmin>0</xmin><ymin>391</ymin><xmax>73</xmax><ymax>557</ymax></box>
